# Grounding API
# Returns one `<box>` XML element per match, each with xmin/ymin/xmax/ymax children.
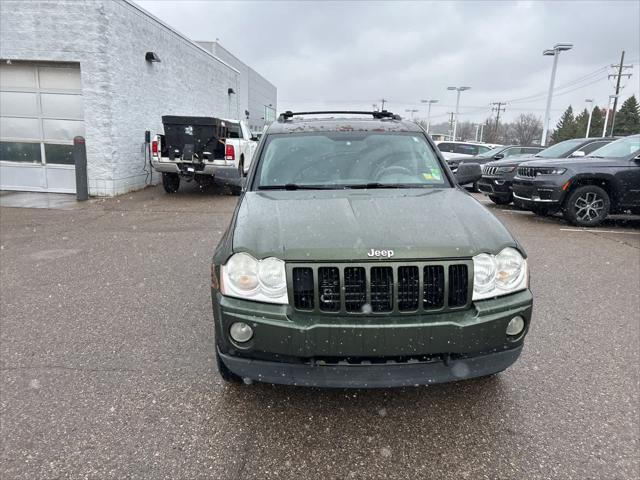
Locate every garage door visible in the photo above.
<box><xmin>0</xmin><ymin>62</ymin><xmax>84</xmax><ymax>193</ymax></box>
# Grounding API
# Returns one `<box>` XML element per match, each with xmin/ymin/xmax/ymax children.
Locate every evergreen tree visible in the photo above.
<box><xmin>613</xmin><ymin>95</ymin><xmax>640</xmax><ymax>136</ymax></box>
<box><xmin>574</xmin><ymin>108</ymin><xmax>589</xmax><ymax>138</ymax></box>
<box><xmin>550</xmin><ymin>105</ymin><xmax>577</xmax><ymax>143</ymax></box>
<box><xmin>589</xmin><ymin>106</ymin><xmax>604</xmax><ymax>137</ymax></box>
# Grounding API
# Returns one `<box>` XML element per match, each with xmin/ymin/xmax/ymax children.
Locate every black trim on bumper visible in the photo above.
<box><xmin>218</xmin><ymin>345</ymin><xmax>523</xmax><ymax>388</ymax></box>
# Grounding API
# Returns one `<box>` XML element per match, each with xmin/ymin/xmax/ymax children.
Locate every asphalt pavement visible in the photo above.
<box><xmin>1</xmin><ymin>184</ymin><xmax>638</xmax><ymax>480</ymax></box>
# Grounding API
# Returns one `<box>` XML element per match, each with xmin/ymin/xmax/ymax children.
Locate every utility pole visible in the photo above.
<box><xmin>608</xmin><ymin>50</ymin><xmax>633</xmax><ymax>135</ymax></box>
<box><xmin>479</xmin><ymin>123</ymin><xmax>485</xmax><ymax>142</ymax></box>
<box><xmin>405</xmin><ymin>109</ymin><xmax>418</xmax><ymax>120</ymax></box>
<box><xmin>474</xmin><ymin>123</ymin><xmax>480</xmax><ymax>142</ymax></box>
<box><xmin>380</xmin><ymin>98</ymin><xmax>387</xmax><ymax>111</ymax></box>
<box><xmin>491</xmin><ymin>102</ymin><xmax>506</xmax><ymax>142</ymax></box>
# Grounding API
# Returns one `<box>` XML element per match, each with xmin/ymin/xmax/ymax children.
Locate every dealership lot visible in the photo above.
<box><xmin>0</xmin><ymin>186</ymin><xmax>638</xmax><ymax>480</ymax></box>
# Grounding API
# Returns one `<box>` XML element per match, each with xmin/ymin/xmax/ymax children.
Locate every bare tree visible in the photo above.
<box><xmin>510</xmin><ymin>113</ymin><xmax>542</xmax><ymax>145</ymax></box>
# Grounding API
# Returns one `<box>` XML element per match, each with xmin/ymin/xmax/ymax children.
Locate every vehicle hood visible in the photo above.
<box><xmin>232</xmin><ymin>189</ymin><xmax>520</xmax><ymax>261</ymax></box>
<box><xmin>518</xmin><ymin>156</ymin><xmax>618</xmax><ymax>168</ymax></box>
<box><xmin>484</xmin><ymin>156</ymin><xmax>540</xmax><ymax>168</ymax></box>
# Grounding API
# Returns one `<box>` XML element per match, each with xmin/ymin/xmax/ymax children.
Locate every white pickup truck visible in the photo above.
<box><xmin>151</xmin><ymin>116</ymin><xmax>257</xmax><ymax>193</ymax></box>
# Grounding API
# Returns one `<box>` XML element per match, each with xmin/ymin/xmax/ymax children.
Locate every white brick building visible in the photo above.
<box><xmin>0</xmin><ymin>0</ymin><xmax>276</xmax><ymax>196</ymax></box>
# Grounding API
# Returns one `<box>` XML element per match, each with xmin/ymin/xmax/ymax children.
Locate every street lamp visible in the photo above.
<box><xmin>584</xmin><ymin>98</ymin><xmax>594</xmax><ymax>138</ymax></box>
<box><xmin>541</xmin><ymin>43</ymin><xmax>573</xmax><ymax>146</ymax></box>
<box><xmin>420</xmin><ymin>99</ymin><xmax>438</xmax><ymax>133</ymax></box>
<box><xmin>405</xmin><ymin>108</ymin><xmax>418</xmax><ymax>120</ymax></box>
<box><xmin>602</xmin><ymin>95</ymin><xmax>618</xmax><ymax>137</ymax></box>
<box><xmin>447</xmin><ymin>86</ymin><xmax>471</xmax><ymax>141</ymax></box>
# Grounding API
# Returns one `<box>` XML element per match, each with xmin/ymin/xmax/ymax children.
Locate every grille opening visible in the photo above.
<box><xmin>448</xmin><ymin>264</ymin><xmax>468</xmax><ymax>307</ymax></box>
<box><xmin>398</xmin><ymin>266</ymin><xmax>419</xmax><ymax>311</ymax></box>
<box><xmin>424</xmin><ymin>265</ymin><xmax>445</xmax><ymax>309</ymax></box>
<box><xmin>344</xmin><ymin>267</ymin><xmax>366</xmax><ymax>312</ymax></box>
<box><xmin>318</xmin><ymin>267</ymin><xmax>340</xmax><ymax>312</ymax></box>
<box><xmin>370</xmin><ymin>266</ymin><xmax>393</xmax><ymax>312</ymax></box>
<box><xmin>292</xmin><ymin>267</ymin><xmax>314</xmax><ymax>310</ymax></box>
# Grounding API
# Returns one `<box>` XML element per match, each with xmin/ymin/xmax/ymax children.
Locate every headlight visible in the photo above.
<box><xmin>537</xmin><ymin>167</ymin><xmax>566</xmax><ymax>175</ymax></box>
<box><xmin>221</xmin><ymin>253</ymin><xmax>288</xmax><ymax>304</ymax></box>
<box><xmin>472</xmin><ymin>247</ymin><xmax>527</xmax><ymax>300</ymax></box>
<box><xmin>497</xmin><ymin>166</ymin><xmax>517</xmax><ymax>173</ymax></box>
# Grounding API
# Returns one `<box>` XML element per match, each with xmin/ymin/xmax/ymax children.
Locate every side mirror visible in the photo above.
<box><xmin>455</xmin><ymin>163</ymin><xmax>482</xmax><ymax>185</ymax></box>
<box><xmin>251</xmin><ymin>135</ymin><xmax>259</xmax><ymax>141</ymax></box>
<box><xmin>493</xmin><ymin>153</ymin><xmax>504</xmax><ymax>160</ymax></box>
<box><xmin>571</xmin><ymin>150</ymin><xmax>586</xmax><ymax>157</ymax></box>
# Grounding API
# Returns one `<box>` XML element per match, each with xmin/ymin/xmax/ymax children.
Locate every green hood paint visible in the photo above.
<box><xmin>231</xmin><ymin>188</ymin><xmax>520</xmax><ymax>261</ymax></box>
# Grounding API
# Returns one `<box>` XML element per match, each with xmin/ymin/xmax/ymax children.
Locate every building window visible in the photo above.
<box><xmin>0</xmin><ymin>141</ymin><xmax>42</xmax><ymax>163</ymax></box>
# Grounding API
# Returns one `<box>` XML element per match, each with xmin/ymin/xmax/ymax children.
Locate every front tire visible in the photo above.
<box><xmin>162</xmin><ymin>172</ymin><xmax>180</xmax><ymax>193</ymax></box>
<box><xmin>562</xmin><ymin>185</ymin><xmax>610</xmax><ymax>227</ymax></box>
<box><xmin>489</xmin><ymin>194</ymin><xmax>512</xmax><ymax>205</ymax></box>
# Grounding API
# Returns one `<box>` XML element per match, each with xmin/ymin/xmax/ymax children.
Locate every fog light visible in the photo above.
<box><xmin>506</xmin><ymin>316</ymin><xmax>525</xmax><ymax>336</ymax></box>
<box><xmin>229</xmin><ymin>322</ymin><xmax>253</xmax><ymax>343</ymax></box>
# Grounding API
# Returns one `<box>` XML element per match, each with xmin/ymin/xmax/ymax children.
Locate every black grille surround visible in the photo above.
<box><xmin>290</xmin><ymin>261</ymin><xmax>472</xmax><ymax>314</ymax></box>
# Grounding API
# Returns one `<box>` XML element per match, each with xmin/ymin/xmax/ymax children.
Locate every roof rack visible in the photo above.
<box><xmin>277</xmin><ymin>110</ymin><xmax>402</xmax><ymax>122</ymax></box>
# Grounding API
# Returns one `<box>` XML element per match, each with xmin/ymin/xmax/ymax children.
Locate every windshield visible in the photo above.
<box><xmin>477</xmin><ymin>146</ymin><xmax>506</xmax><ymax>158</ymax></box>
<box><xmin>587</xmin><ymin>135</ymin><xmax>640</xmax><ymax>158</ymax></box>
<box><xmin>255</xmin><ymin>132</ymin><xmax>449</xmax><ymax>189</ymax></box>
<box><xmin>536</xmin><ymin>138</ymin><xmax>586</xmax><ymax>158</ymax></box>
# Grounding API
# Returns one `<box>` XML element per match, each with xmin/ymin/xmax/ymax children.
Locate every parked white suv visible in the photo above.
<box><xmin>435</xmin><ymin>141</ymin><xmax>501</xmax><ymax>160</ymax></box>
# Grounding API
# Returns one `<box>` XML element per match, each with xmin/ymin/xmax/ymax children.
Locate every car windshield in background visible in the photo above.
<box><xmin>587</xmin><ymin>135</ymin><xmax>640</xmax><ymax>158</ymax></box>
<box><xmin>535</xmin><ymin>138</ymin><xmax>587</xmax><ymax>158</ymax></box>
<box><xmin>477</xmin><ymin>146</ymin><xmax>505</xmax><ymax>158</ymax></box>
<box><xmin>256</xmin><ymin>132</ymin><xmax>449</xmax><ymax>189</ymax></box>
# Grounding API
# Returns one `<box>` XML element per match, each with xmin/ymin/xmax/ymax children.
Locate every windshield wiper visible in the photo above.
<box><xmin>342</xmin><ymin>183</ymin><xmax>426</xmax><ymax>189</ymax></box>
<box><xmin>258</xmin><ymin>184</ymin><xmax>335</xmax><ymax>190</ymax></box>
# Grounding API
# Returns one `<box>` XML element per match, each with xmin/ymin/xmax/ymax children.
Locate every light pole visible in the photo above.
<box><xmin>447</xmin><ymin>86</ymin><xmax>471</xmax><ymax>141</ymax></box>
<box><xmin>420</xmin><ymin>99</ymin><xmax>438</xmax><ymax>133</ymax></box>
<box><xmin>602</xmin><ymin>95</ymin><xmax>618</xmax><ymax>137</ymax></box>
<box><xmin>405</xmin><ymin>109</ymin><xmax>419</xmax><ymax>120</ymax></box>
<box><xmin>584</xmin><ymin>98</ymin><xmax>594</xmax><ymax>138</ymax></box>
<box><xmin>541</xmin><ymin>43</ymin><xmax>573</xmax><ymax>146</ymax></box>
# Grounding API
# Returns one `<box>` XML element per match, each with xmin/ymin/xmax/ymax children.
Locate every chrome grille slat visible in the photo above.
<box><xmin>483</xmin><ymin>165</ymin><xmax>499</xmax><ymax>176</ymax></box>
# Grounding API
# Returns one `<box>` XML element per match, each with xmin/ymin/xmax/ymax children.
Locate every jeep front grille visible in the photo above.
<box><xmin>290</xmin><ymin>262</ymin><xmax>471</xmax><ymax>314</ymax></box>
<box><xmin>517</xmin><ymin>166</ymin><xmax>536</xmax><ymax>178</ymax></box>
<box><xmin>483</xmin><ymin>165</ymin><xmax>499</xmax><ymax>176</ymax></box>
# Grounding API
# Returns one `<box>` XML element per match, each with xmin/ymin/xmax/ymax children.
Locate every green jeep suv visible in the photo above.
<box><xmin>211</xmin><ymin>111</ymin><xmax>533</xmax><ymax>388</ymax></box>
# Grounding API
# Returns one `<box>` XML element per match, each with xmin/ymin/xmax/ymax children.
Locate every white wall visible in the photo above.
<box><xmin>0</xmin><ymin>0</ymin><xmax>240</xmax><ymax>196</ymax></box>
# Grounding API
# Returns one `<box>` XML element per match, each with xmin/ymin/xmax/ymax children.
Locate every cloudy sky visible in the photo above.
<box><xmin>135</xmin><ymin>0</ymin><xmax>639</xmax><ymax>126</ymax></box>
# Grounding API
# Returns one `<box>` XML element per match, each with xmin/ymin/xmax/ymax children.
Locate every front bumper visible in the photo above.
<box><xmin>477</xmin><ymin>176</ymin><xmax>512</xmax><ymax>197</ymax></box>
<box><xmin>219</xmin><ymin>345</ymin><xmax>522</xmax><ymax>388</ymax></box>
<box><xmin>512</xmin><ymin>178</ymin><xmax>565</xmax><ymax>206</ymax></box>
<box><xmin>213</xmin><ymin>289</ymin><xmax>533</xmax><ymax>387</ymax></box>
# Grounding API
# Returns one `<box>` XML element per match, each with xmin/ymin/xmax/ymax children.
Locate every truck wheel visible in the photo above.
<box><xmin>216</xmin><ymin>350</ymin><xmax>242</xmax><ymax>384</ymax></box>
<box><xmin>238</xmin><ymin>156</ymin><xmax>245</xmax><ymax>177</ymax></box>
<box><xmin>562</xmin><ymin>185</ymin><xmax>610</xmax><ymax>227</ymax></box>
<box><xmin>162</xmin><ymin>173</ymin><xmax>180</xmax><ymax>193</ymax></box>
<box><xmin>489</xmin><ymin>194</ymin><xmax>512</xmax><ymax>205</ymax></box>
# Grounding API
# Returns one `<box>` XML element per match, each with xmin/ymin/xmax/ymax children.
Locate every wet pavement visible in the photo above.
<box><xmin>1</xmin><ymin>185</ymin><xmax>638</xmax><ymax>479</ymax></box>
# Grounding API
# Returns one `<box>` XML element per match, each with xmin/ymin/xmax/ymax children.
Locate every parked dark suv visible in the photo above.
<box><xmin>512</xmin><ymin>135</ymin><xmax>640</xmax><ymax>226</ymax></box>
<box><xmin>211</xmin><ymin>110</ymin><xmax>533</xmax><ymax>388</ymax></box>
<box><xmin>447</xmin><ymin>145</ymin><xmax>544</xmax><ymax>172</ymax></box>
<box><xmin>478</xmin><ymin>137</ymin><xmax>616</xmax><ymax>205</ymax></box>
